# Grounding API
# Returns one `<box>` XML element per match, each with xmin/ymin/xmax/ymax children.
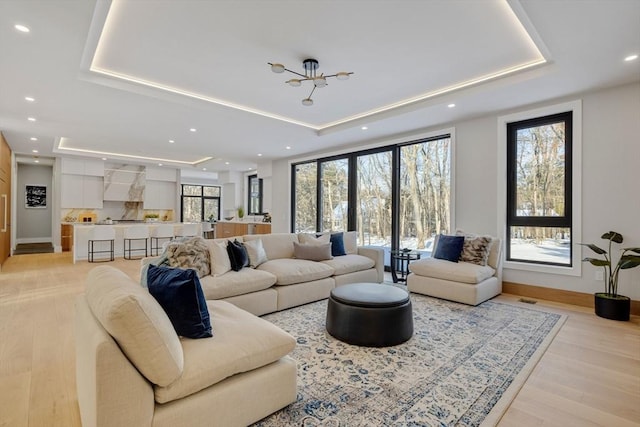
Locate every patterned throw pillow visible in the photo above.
<box><xmin>456</xmin><ymin>231</ymin><xmax>493</xmax><ymax>266</ymax></box>
<box><xmin>163</xmin><ymin>237</ymin><xmax>211</xmax><ymax>278</ymax></box>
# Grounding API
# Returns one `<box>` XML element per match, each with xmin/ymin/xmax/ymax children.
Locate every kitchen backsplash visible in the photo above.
<box><xmin>62</xmin><ymin>203</ymin><xmax>174</xmax><ymax>223</ymax></box>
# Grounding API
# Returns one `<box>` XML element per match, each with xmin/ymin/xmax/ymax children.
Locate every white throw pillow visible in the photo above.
<box><xmin>243</xmin><ymin>239</ymin><xmax>268</xmax><ymax>268</ymax></box>
<box><xmin>209</xmin><ymin>240</ymin><xmax>231</xmax><ymax>276</ymax></box>
<box><xmin>299</xmin><ymin>233</ymin><xmax>330</xmax><ymax>245</ymax></box>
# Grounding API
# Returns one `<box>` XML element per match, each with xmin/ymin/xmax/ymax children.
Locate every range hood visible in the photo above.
<box><xmin>103</xmin><ymin>164</ymin><xmax>145</xmax><ymax>202</ymax></box>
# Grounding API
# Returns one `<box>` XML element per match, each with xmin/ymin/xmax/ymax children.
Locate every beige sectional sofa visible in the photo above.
<box><xmin>76</xmin><ymin>265</ymin><xmax>297</xmax><ymax>427</ymax></box>
<box><xmin>143</xmin><ymin>232</ymin><xmax>384</xmax><ymax>316</ymax></box>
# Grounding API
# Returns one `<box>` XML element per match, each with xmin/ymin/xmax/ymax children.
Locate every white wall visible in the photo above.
<box><xmin>16</xmin><ymin>164</ymin><xmax>53</xmax><ymax>243</ymax></box>
<box><xmin>268</xmin><ymin>82</ymin><xmax>640</xmax><ymax>299</ymax></box>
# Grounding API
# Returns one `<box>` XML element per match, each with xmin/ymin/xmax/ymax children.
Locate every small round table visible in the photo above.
<box><xmin>326</xmin><ymin>283</ymin><xmax>413</xmax><ymax>347</ymax></box>
<box><xmin>390</xmin><ymin>249</ymin><xmax>421</xmax><ymax>283</ymax></box>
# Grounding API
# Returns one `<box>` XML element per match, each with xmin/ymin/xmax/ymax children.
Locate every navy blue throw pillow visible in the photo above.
<box><xmin>318</xmin><ymin>232</ymin><xmax>347</xmax><ymax>257</ymax></box>
<box><xmin>433</xmin><ymin>234</ymin><xmax>465</xmax><ymax>263</ymax></box>
<box><xmin>330</xmin><ymin>232</ymin><xmax>347</xmax><ymax>256</ymax></box>
<box><xmin>147</xmin><ymin>264</ymin><xmax>213</xmax><ymax>339</ymax></box>
<box><xmin>226</xmin><ymin>239</ymin><xmax>249</xmax><ymax>271</ymax></box>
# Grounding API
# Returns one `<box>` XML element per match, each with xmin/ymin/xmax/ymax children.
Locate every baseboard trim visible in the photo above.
<box><xmin>503</xmin><ymin>282</ymin><xmax>640</xmax><ymax>316</ymax></box>
<box><xmin>16</xmin><ymin>237</ymin><xmax>53</xmax><ymax>244</ymax></box>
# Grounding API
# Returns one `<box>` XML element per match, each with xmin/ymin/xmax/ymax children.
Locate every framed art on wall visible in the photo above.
<box><xmin>26</xmin><ymin>185</ymin><xmax>47</xmax><ymax>208</ymax></box>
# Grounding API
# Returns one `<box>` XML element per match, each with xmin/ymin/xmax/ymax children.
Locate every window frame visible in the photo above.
<box><xmin>180</xmin><ymin>184</ymin><xmax>221</xmax><ymax>222</ymax></box>
<box><xmin>506</xmin><ymin>111</ymin><xmax>573</xmax><ymax>266</ymax></box>
<box><xmin>247</xmin><ymin>174</ymin><xmax>263</xmax><ymax>215</ymax></box>
<box><xmin>498</xmin><ymin>100</ymin><xmax>582</xmax><ymax>276</ymax></box>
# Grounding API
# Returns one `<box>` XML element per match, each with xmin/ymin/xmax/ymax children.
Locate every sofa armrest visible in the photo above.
<box><xmin>357</xmin><ymin>246</ymin><xmax>384</xmax><ymax>283</ymax></box>
<box><xmin>75</xmin><ymin>295</ymin><xmax>155</xmax><ymax>427</ymax></box>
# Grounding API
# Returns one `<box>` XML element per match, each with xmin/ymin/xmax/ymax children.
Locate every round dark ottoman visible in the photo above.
<box><xmin>326</xmin><ymin>283</ymin><xmax>413</xmax><ymax>347</ymax></box>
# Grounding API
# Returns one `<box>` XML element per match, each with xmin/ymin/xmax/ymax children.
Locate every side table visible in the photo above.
<box><xmin>390</xmin><ymin>250</ymin><xmax>421</xmax><ymax>283</ymax></box>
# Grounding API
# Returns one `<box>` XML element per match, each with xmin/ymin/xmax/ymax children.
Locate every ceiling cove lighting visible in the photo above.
<box><xmin>14</xmin><ymin>24</ymin><xmax>30</xmax><ymax>33</ymax></box>
<box><xmin>625</xmin><ymin>54</ymin><xmax>638</xmax><ymax>62</ymax></box>
<box><xmin>268</xmin><ymin>59</ymin><xmax>353</xmax><ymax>106</ymax></box>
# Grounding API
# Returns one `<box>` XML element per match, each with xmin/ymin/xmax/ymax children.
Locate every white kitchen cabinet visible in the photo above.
<box><xmin>144</xmin><ymin>180</ymin><xmax>176</xmax><ymax>209</ymax></box>
<box><xmin>61</xmin><ymin>158</ymin><xmax>104</xmax><ymax>176</ymax></box>
<box><xmin>61</xmin><ymin>175</ymin><xmax>104</xmax><ymax>208</ymax></box>
<box><xmin>146</xmin><ymin>166</ymin><xmax>177</xmax><ymax>182</ymax></box>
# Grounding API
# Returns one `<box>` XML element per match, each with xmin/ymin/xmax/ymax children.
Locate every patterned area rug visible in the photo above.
<box><xmin>255</xmin><ymin>293</ymin><xmax>565</xmax><ymax>427</ymax></box>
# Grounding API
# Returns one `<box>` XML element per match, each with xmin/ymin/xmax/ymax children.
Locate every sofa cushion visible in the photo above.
<box><xmin>293</xmin><ymin>242</ymin><xmax>332</xmax><ymax>261</ymax></box>
<box><xmin>433</xmin><ymin>234</ymin><xmax>464</xmax><ymax>262</ymax></box>
<box><xmin>257</xmin><ymin>258</ymin><xmax>335</xmax><ymax>285</ymax></box>
<box><xmin>343</xmin><ymin>231</ymin><xmax>357</xmax><ymax>255</ymax></box>
<box><xmin>153</xmin><ymin>300</ymin><xmax>296</xmax><ymax>404</ymax></box>
<box><xmin>242</xmin><ymin>238</ymin><xmax>268</xmax><ymax>268</ymax></box>
<box><xmin>199</xmin><ymin>268</ymin><xmax>277</xmax><ymax>300</ymax></box>
<box><xmin>321</xmin><ymin>253</ymin><xmax>375</xmax><ymax>276</ymax></box>
<box><xmin>164</xmin><ymin>236</ymin><xmax>211</xmax><ymax>278</ymax></box>
<box><xmin>409</xmin><ymin>258</ymin><xmax>496</xmax><ymax>284</ymax></box>
<box><xmin>244</xmin><ymin>233</ymin><xmax>297</xmax><ymax>260</ymax></box>
<box><xmin>147</xmin><ymin>265</ymin><xmax>212</xmax><ymax>339</ymax></box>
<box><xmin>226</xmin><ymin>239</ymin><xmax>249</xmax><ymax>272</ymax></box>
<box><xmin>207</xmin><ymin>240</ymin><xmax>231</xmax><ymax>276</ymax></box>
<box><xmin>85</xmin><ymin>265</ymin><xmax>184</xmax><ymax>387</ymax></box>
<box><xmin>298</xmin><ymin>233</ymin><xmax>330</xmax><ymax>245</ymax></box>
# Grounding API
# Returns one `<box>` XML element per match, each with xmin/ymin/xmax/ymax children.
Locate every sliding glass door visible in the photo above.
<box><xmin>399</xmin><ymin>137</ymin><xmax>451</xmax><ymax>256</ymax></box>
<box><xmin>291</xmin><ymin>134</ymin><xmax>452</xmax><ymax>266</ymax></box>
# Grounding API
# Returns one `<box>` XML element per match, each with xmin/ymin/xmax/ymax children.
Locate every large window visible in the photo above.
<box><xmin>291</xmin><ymin>134</ymin><xmax>452</xmax><ymax>266</ymax></box>
<box><xmin>181</xmin><ymin>185</ymin><xmax>221</xmax><ymax>222</ymax></box>
<box><xmin>506</xmin><ymin>111</ymin><xmax>572</xmax><ymax>266</ymax></box>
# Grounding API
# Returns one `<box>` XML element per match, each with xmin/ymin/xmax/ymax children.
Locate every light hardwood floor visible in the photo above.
<box><xmin>1</xmin><ymin>253</ymin><xmax>638</xmax><ymax>427</ymax></box>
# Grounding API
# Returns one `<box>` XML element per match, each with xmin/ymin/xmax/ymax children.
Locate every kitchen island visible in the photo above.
<box><xmin>70</xmin><ymin>222</ymin><xmax>202</xmax><ymax>263</ymax></box>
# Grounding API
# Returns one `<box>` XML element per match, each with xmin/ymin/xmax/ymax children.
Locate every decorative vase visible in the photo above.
<box><xmin>594</xmin><ymin>293</ymin><xmax>630</xmax><ymax>321</ymax></box>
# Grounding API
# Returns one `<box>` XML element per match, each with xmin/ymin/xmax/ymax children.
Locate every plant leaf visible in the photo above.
<box><xmin>602</xmin><ymin>231</ymin><xmax>623</xmax><ymax>243</ymax></box>
<box><xmin>624</xmin><ymin>247</ymin><xmax>640</xmax><ymax>254</ymax></box>
<box><xmin>583</xmin><ymin>257</ymin><xmax>609</xmax><ymax>267</ymax></box>
<box><xmin>619</xmin><ymin>255</ymin><xmax>640</xmax><ymax>269</ymax></box>
<box><xmin>578</xmin><ymin>243</ymin><xmax>607</xmax><ymax>255</ymax></box>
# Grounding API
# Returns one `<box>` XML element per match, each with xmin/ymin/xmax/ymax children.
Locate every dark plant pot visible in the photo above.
<box><xmin>594</xmin><ymin>293</ymin><xmax>630</xmax><ymax>321</ymax></box>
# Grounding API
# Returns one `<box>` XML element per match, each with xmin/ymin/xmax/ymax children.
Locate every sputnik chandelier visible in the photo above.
<box><xmin>268</xmin><ymin>58</ymin><xmax>353</xmax><ymax>106</ymax></box>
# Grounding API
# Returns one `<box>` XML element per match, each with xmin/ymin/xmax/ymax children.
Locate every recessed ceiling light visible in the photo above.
<box><xmin>101</xmin><ymin>157</ymin><xmax>107</xmax><ymax>161</ymax></box>
<box><xmin>257</xmin><ymin>153</ymin><xmax>263</xmax><ymax>157</ymax></box>
<box><xmin>448</xmin><ymin>103</ymin><xmax>456</xmax><ymax>108</ymax></box>
<box><xmin>34</xmin><ymin>159</ymin><xmax>39</xmax><ymax>163</ymax></box>
<box><xmin>202</xmin><ymin>168</ymin><xmax>207</xmax><ymax>171</ymax></box>
<box><xmin>30</xmin><ymin>137</ymin><xmax>37</xmax><ymax>141</ymax></box>
<box><xmin>361</xmin><ymin>126</ymin><xmax>368</xmax><ymax>130</ymax></box>
<box><xmin>168</xmin><ymin>139</ymin><xmax>175</xmax><ymax>143</ymax></box>
<box><xmin>158</xmin><ymin>163</ymin><xmax>163</xmax><ymax>166</ymax></box>
<box><xmin>625</xmin><ymin>54</ymin><xmax>638</xmax><ymax>62</ymax></box>
<box><xmin>25</xmin><ymin>96</ymin><xmax>35</xmax><ymax>102</ymax></box>
<box><xmin>225</xmin><ymin>161</ymin><xmax>230</xmax><ymax>165</ymax></box>
<box><xmin>285</xmin><ymin>146</ymin><xmax>291</xmax><ymax>150</ymax></box>
<box><xmin>14</xmin><ymin>24</ymin><xmax>30</xmax><ymax>33</ymax></box>
<box><xmin>27</xmin><ymin>117</ymin><xmax>36</xmax><ymax>122</ymax></box>
<box><xmin>32</xmin><ymin>149</ymin><xmax>38</xmax><ymax>153</ymax></box>
<box><xmin>189</xmin><ymin>128</ymin><xmax>197</xmax><ymax>132</ymax></box>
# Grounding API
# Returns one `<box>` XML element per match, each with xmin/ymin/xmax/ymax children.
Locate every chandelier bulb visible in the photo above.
<box><xmin>287</xmin><ymin>79</ymin><xmax>302</xmax><ymax>87</ymax></box>
<box><xmin>313</xmin><ymin>77</ymin><xmax>327</xmax><ymax>88</ymax></box>
<box><xmin>336</xmin><ymin>72</ymin><xmax>350</xmax><ymax>81</ymax></box>
<box><xmin>270</xmin><ymin>63</ymin><xmax>285</xmax><ymax>73</ymax></box>
<box><xmin>302</xmin><ymin>98</ymin><xmax>314</xmax><ymax>106</ymax></box>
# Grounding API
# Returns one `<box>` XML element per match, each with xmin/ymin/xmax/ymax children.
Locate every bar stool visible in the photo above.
<box><xmin>174</xmin><ymin>223</ymin><xmax>199</xmax><ymax>239</ymax></box>
<box><xmin>202</xmin><ymin>222</ymin><xmax>215</xmax><ymax>239</ymax></box>
<box><xmin>150</xmin><ymin>224</ymin><xmax>174</xmax><ymax>256</ymax></box>
<box><xmin>123</xmin><ymin>225</ymin><xmax>149</xmax><ymax>260</ymax></box>
<box><xmin>87</xmin><ymin>226</ymin><xmax>115</xmax><ymax>263</ymax></box>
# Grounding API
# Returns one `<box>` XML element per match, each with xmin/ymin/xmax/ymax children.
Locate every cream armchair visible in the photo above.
<box><xmin>407</xmin><ymin>235</ymin><xmax>502</xmax><ymax>306</ymax></box>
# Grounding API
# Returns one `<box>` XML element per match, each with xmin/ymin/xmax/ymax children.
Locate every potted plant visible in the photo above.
<box><xmin>237</xmin><ymin>206</ymin><xmax>245</xmax><ymax>220</ymax></box>
<box><xmin>580</xmin><ymin>231</ymin><xmax>640</xmax><ymax>321</ymax></box>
